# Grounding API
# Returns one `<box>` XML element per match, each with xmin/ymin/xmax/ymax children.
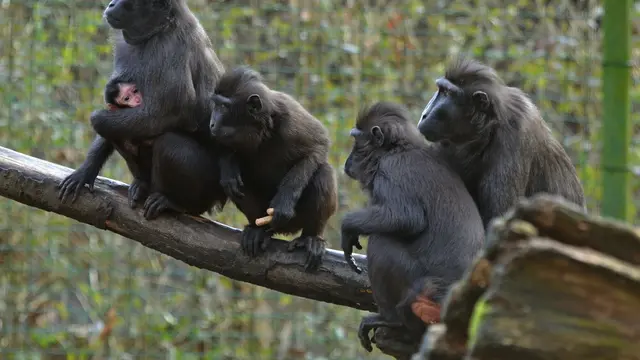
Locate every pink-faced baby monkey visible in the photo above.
<box><xmin>103</xmin><ymin>80</ymin><xmax>147</xmax><ymax>155</ymax></box>
<box><xmin>105</xmin><ymin>81</ymin><xmax>143</xmax><ymax>110</ymax></box>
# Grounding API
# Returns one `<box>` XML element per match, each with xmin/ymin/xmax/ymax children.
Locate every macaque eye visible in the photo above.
<box><xmin>132</xmin><ymin>89</ymin><xmax>138</xmax><ymax>93</ymax></box>
<box><xmin>440</xmin><ymin>88</ymin><xmax>449</xmax><ymax>96</ymax></box>
<box><xmin>215</xmin><ymin>102</ymin><xmax>229</xmax><ymax>113</ymax></box>
<box><xmin>124</xmin><ymin>96</ymin><xmax>130</xmax><ymax>101</ymax></box>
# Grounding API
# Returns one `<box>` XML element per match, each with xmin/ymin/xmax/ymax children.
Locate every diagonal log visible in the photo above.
<box><xmin>0</xmin><ymin>146</ymin><xmax>375</xmax><ymax>311</ymax></box>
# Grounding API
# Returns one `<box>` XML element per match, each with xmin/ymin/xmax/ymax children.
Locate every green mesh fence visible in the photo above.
<box><xmin>0</xmin><ymin>0</ymin><xmax>639</xmax><ymax>359</ymax></box>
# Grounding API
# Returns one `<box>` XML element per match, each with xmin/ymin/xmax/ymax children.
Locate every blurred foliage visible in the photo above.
<box><xmin>0</xmin><ymin>0</ymin><xmax>639</xmax><ymax>359</ymax></box>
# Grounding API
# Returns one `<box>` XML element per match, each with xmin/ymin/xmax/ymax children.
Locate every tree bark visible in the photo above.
<box><xmin>414</xmin><ymin>194</ymin><xmax>640</xmax><ymax>360</ymax></box>
<box><xmin>0</xmin><ymin>146</ymin><xmax>375</xmax><ymax>312</ymax></box>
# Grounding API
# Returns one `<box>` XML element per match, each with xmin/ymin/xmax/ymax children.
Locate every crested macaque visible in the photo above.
<box><xmin>105</xmin><ymin>81</ymin><xmax>143</xmax><ymax>110</ymax></box>
<box><xmin>418</xmin><ymin>58</ymin><xmax>585</xmax><ymax>229</ymax></box>
<box><xmin>58</xmin><ymin>0</ymin><xmax>242</xmax><ymax>220</ymax></box>
<box><xmin>342</xmin><ymin>102</ymin><xmax>485</xmax><ymax>353</ymax></box>
<box><xmin>209</xmin><ymin>67</ymin><xmax>338</xmax><ymax>272</ymax></box>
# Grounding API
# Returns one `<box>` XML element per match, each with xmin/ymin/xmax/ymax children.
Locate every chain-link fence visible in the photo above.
<box><xmin>1</xmin><ymin>0</ymin><xmax>638</xmax><ymax>359</ymax></box>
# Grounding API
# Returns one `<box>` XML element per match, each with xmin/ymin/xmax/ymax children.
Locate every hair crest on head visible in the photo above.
<box><xmin>444</xmin><ymin>56</ymin><xmax>540</xmax><ymax>128</ymax></box>
<box><xmin>356</xmin><ymin>101</ymin><xmax>424</xmax><ymax>149</ymax></box>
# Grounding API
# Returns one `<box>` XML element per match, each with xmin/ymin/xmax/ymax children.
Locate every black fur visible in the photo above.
<box><xmin>58</xmin><ymin>0</ymin><xmax>242</xmax><ymax>219</ymax></box>
<box><xmin>418</xmin><ymin>58</ymin><xmax>586</xmax><ymax>228</ymax></box>
<box><xmin>342</xmin><ymin>102</ymin><xmax>485</xmax><ymax>352</ymax></box>
<box><xmin>210</xmin><ymin>67</ymin><xmax>338</xmax><ymax>272</ymax></box>
<box><xmin>104</xmin><ymin>79</ymin><xmax>124</xmax><ymax>107</ymax></box>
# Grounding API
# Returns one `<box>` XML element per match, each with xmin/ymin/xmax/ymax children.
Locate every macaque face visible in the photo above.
<box><xmin>115</xmin><ymin>83</ymin><xmax>142</xmax><ymax>107</ymax></box>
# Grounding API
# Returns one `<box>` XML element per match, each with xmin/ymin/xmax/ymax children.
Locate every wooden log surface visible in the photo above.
<box><xmin>415</xmin><ymin>194</ymin><xmax>640</xmax><ymax>360</ymax></box>
<box><xmin>4</xmin><ymin>146</ymin><xmax>639</xmax><ymax>360</ymax></box>
<box><xmin>513</xmin><ymin>195</ymin><xmax>640</xmax><ymax>266</ymax></box>
<box><xmin>0</xmin><ymin>146</ymin><xmax>375</xmax><ymax>312</ymax></box>
<box><xmin>469</xmin><ymin>238</ymin><xmax>640</xmax><ymax>360</ymax></box>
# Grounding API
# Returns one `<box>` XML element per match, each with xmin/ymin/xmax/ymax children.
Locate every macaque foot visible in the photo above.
<box><xmin>128</xmin><ymin>179</ymin><xmax>150</xmax><ymax>208</ymax></box>
<box><xmin>373</xmin><ymin>327</ymin><xmax>423</xmax><ymax>360</ymax></box>
<box><xmin>358</xmin><ymin>314</ymin><xmax>404</xmax><ymax>353</ymax></box>
<box><xmin>142</xmin><ymin>192</ymin><xmax>185</xmax><ymax>220</ymax></box>
<box><xmin>288</xmin><ymin>235</ymin><xmax>326</xmax><ymax>272</ymax></box>
<box><xmin>241</xmin><ymin>225</ymin><xmax>271</xmax><ymax>257</ymax></box>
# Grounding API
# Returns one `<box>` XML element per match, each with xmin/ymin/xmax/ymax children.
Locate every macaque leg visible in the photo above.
<box><xmin>235</xmin><ymin>191</ymin><xmax>273</xmax><ymax>257</ymax></box>
<box><xmin>287</xmin><ymin>163</ymin><xmax>336</xmax><ymax>272</ymax></box>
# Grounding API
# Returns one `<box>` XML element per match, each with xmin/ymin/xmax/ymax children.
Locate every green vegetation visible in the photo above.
<box><xmin>0</xmin><ymin>1</ymin><xmax>638</xmax><ymax>358</ymax></box>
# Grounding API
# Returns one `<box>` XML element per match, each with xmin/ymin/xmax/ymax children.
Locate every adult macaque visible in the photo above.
<box><xmin>342</xmin><ymin>102</ymin><xmax>484</xmax><ymax>352</ymax></box>
<box><xmin>58</xmin><ymin>0</ymin><xmax>242</xmax><ymax>220</ymax></box>
<box><xmin>418</xmin><ymin>58</ymin><xmax>585</xmax><ymax>228</ymax></box>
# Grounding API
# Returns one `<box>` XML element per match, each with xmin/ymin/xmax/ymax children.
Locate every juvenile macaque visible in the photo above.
<box><xmin>210</xmin><ymin>67</ymin><xmax>338</xmax><ymax>271</ymax></box>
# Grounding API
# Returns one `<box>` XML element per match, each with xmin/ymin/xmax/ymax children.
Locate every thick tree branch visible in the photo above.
<box><xmin>0</xmin><ymin>146</ymin><xmax>375</xmax><ymax>311</ymax></box>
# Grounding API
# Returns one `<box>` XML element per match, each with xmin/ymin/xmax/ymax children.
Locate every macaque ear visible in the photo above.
<box><xmin>247</xmin><ymin>94</ymin><xmax>263</xmax><ymax>114</ymax></box>
<box><xmin>472</xmin><ymin>91</ymin><xmax>490</xmax><ymax>111</ymax></box>
<box><xmin>370</xmin><ymin>126</ymin><xmax>384</xmax><ymax>147</ymax></box>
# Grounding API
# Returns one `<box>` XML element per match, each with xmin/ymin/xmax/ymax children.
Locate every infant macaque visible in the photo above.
<box><xmin>105</xmin><ymin>81</ymin><xmax>142</xmax><ymax>110</ymax></box>
<box><xmin>103</xmin><ymin>80</ymin><xmax>150</xmax><ymax>154</ymax></box>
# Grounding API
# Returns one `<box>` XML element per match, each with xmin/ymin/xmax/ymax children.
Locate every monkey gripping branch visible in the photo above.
<box><xmin>0</xmin><ymin>146</ymin><xmax>375</xmax><ymax>312</ymax></box>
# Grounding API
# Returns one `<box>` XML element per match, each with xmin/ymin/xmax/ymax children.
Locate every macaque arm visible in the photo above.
<box><xmin>218</xmin><ymin>151</ymin><xmax>244</xmax><ymax>198</ymax></box>
<box><xmin>269</xmin><ymin>155</ymin><xmax>320</xmax><ymax>211</ymax></box>
<box><xmin>478</xmin><ymin>141</ymin><xmax>529</xmax><ymax>227</ymax></box>
<box><xmin>91</xmin><ymin>58</ymin><xmax>196</xmax><ymax>140</ymax></box>
<box><xmin>81</xmin><ymin>135</ymin><xmax>115</xmax><ymax>177</ymax></box>
<box><xmin>342</xmin><ymin>176</ymin><xmax>426</xmax><ymax>237</ymax></box>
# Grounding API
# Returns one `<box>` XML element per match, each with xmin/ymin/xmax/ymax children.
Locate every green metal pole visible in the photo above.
<box><xmin>601</xmin><ymin>0</ymin><xmax>632</xmax><ymax>221</ymax></box>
